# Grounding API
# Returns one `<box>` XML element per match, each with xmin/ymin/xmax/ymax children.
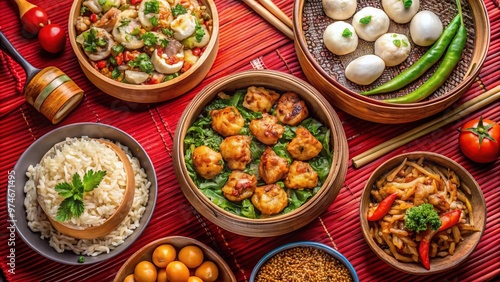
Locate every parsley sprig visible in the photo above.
<box><xmin>171</xmin><ymin>4</ymin><xmax>187</xmax><ymax>17</ymax></box>
<box><xmin>55</xmin><ymin>170</ymin><xmax>106</xmax><ymax>222</ymax></box>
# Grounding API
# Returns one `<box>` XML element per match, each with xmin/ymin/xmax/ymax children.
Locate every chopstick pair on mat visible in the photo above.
<box><xmin>243</xmin><ymin>0</ymin><xmax>294</xmax><ymax>39</ymax></box>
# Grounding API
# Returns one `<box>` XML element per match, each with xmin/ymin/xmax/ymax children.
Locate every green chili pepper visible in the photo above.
<box><xmin>361</xmin><ymin>15</ymin><xmax>461</xmax><ymax>96</ymax></box>
<box><xmin>383</xmin><ymin>24</ymin><xmax>467</xmax><ymax>103</ymax></box>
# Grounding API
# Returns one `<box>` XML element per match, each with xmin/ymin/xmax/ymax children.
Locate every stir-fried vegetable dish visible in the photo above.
<box><xmin>184</xmin><ymin>87</ymin><xmax>333</xmax><ymax>218</ymax></box>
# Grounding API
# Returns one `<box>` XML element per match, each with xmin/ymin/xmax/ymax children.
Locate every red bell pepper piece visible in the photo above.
<box><xmin>418</xmin><ymin>210</ymin><xmax>462</xmax><ymax>270</ymax></box>
<box><xmin>367</xmin><ymin>192</ymin><xmax>398</xmax><ymax>221</ymax></box>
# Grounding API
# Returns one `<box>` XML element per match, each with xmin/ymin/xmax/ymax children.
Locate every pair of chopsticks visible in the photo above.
<box><xmin>352</xmin><ymin>85</ymin><xmax>500</xmax><ymax>168</ymax></box>
<box><xmin>242</xmin><ymin>0</ymin><xmax>294</xmax><ymax>40</ymax></box>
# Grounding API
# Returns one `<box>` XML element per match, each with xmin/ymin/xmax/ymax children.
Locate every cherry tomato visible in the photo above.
<box><xmin>192</xmin><ymin>47</ymin><xmax>201</xmax><ymax>56</ymax></box>
<box><xmin>459</xmin><ymin>116</ymin><xmax>500</xmax><ymax>163</ymax></box>
<box><xmin>89</xmin><ymin>13</ymin><xmax>98</xmax><ymax>23</ymax></box>
<box><xmin>38</xmin><ymin>24</ymin><xmax>66</xmax><ymax>53</ymax></box>
<box><xmin>21</xmin><ymin>7</ymin><xmax>49</xmax><ymax>36</ymax></box>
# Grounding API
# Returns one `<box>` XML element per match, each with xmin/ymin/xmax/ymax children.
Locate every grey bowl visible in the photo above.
<box><xmin>7</xmin><ymin>122</ymin><xmax>157</xmax><ymax>265</ymax></box>
<box><xmin>250</xmin><ymin>241</ymin><xmax>359</xmax><ymax>281</ymax></box>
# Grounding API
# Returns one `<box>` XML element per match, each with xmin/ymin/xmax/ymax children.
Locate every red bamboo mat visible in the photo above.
<box><xmin>1</xmin><ymin>0</ymin><xmax>499</xmax><ymax>281</ymax></box>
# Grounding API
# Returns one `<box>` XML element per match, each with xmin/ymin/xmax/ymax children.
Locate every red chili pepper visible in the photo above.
<box><xmin>96</xmin><ymin>60</ymin><xmax>107</xmax><ymax>69</ymax></box>
<box><xmin>418</xmin><ymin>210</ymin><xmax>462</xmax><ymax>270</ymax></box>
<box><xmin>367</xmin><ymin>192</ymin><xmax>398</xmax><ymax>221</ymax></box>
<box><xmin>89</xmin><ymin>13</ymin><xmax>98</xmax><ymax>23</ymax></box>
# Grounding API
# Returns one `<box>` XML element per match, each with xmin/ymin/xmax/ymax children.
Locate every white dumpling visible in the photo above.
<box><xmin>76</xmin><ymin>28</ymin><xmax>114</xmax><ymax>61</ymax></box>
<box><xmin>323</xmin><ymin>21</ymin><xmax>358</xmax><ymax>55</ymax></box>
<box><xmin>322</xmin><ymin>0</ymin><xmax>357</xmax><ymax>20</ymax></box>
<box><xmin>410</xmin><ymin>11</ymin><xmax>443</xmax><ymax>47</ymax></box>
<box><xmin>345</xmin><ymin>55</ymin><xmax>385</xmax><ymax>85</ymax></box>
<box><xmin>374</xmin><ymin>33</ymin><xmax>412</xmax><ymax>66</ymax></box>
<box><xmin>151</xmin><ymin>49</ymin><xmax>184</xmax><ymax>74</ymax></box>
<box><xmin>171</xmin><ymin>14</ymin><xmax>197</xmax><ymax>41</ymax></box>
<box><xmin>138</xmin><ymin>0</ymin><xmax>172</xmax><ymax>31</ymax></box>
<box><xmin>382</xmin><ymin>0</ymin><xmax>420</xmax><ymax>24</ymax></box>
<box><xmin>352</xmin><ymin>7</ymin><xmax>390</xmax><ymax>42</ymax></box>
<box><xmin>112</xmin><ymin>10</ymin><xmax>144</xmax><ymax>50</ymax></box>
<box><xmin>125</xmin><ymin>70</ymin><xmax>150</xmax><ymax>84</ymax></box>
<box><xmin>192</xmin><ymin>25</ymin><xmax>210</xmax><ymax>48</ymax></box>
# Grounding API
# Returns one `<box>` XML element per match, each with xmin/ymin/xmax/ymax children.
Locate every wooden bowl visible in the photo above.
<box><xmin>173</xmin><ymin>70</ymin><xmax>349</xmax><ymax>237</ymax></box>
<box><xmin>250</xmin><ymin>241</ymin><xmax>359</xmax><ymax>281</ymax></box>
<box><xmin>293</xmin><ymin>0</ymin><xmax>489</xmax><ymax>124</ymax></box>
<box><xmin>68</xmin><ymin>0</ymin><xmax>219</xmax><ymax>103</ymax></box>
<box><xmin>359</xmin><ymin>152</ymin><xmax>486</xmax><ymax>274</ymax></box>
<box><xmin>113</xmin><ymin>236</ymin><xmax>236</xmax><ymax>282</ymax></box>
<box><xmin>36</xmin><ymin>139</ymin><xmax>135</xmax><ymax>240</ymax></box>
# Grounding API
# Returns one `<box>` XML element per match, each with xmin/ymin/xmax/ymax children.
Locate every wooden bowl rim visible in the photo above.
<box><xmin>113</xmin><ymin>236</ymin><xmax>237</xmax><ymax>282</ymax></box>
<box><xmin>292</xmin><ymin>0</ymin><xmax>490</xmax><ymax>108</ymax></box>
<box><xmin>173</xmin><ymin>70</ymin><xmax>348</xmax><ymax>235</ymax></box>
<box><xmin>358</xmin><ymin>151</ymin><xmax>486</xmax><ymax>275</ymax></box>
<box><xmin>67</xmin><ymin>0</ymin><xmax>219</xmax><ymax>96</ymax></box>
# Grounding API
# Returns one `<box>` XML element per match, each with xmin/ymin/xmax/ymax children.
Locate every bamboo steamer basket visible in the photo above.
<box><xmin>68</xmin><ymin>0</ymin><xmax>219</xmax><ymax>103</ymax></box>
<box><xmin>173</xmin><ymin>70</ymin><xmax>349</xmax><ymax>237</ymax></box>
<box><xmin>359</xmin><ymin>152</ymin><xmax>486</xmax><ymax>275</ymax></box>
<box><xmin>293</xmin><ymin>0</ymin><xmax>489</xmax><ymax>124</ymax></box>
<box><xmin>37</xmin><ymin>139</ymin><xmax>135</xmax><ymax>240</ymax></box>
<box><xmin>114</xmin><ymin>236</ymin><xmax>236</xmax><ymax>282</ymax></box>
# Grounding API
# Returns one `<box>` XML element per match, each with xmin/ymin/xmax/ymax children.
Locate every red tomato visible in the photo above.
<box><xmin>38</xmin><ymin>24</ymin><xmax>66</xmax><ymax>53</ymax></box>
<box><xmin>458</xmin><ymin>116</ymin><xmax>500</xmax><ymax>163</ymax></box>
<box><xmin>21</xmin><ymin>7</ymin><xmax>49</xmax><ymax>36</ymax></box>
<box><xmin>89</xmin><ymin>13</ymin><xmax>98</xmax><ymax>23</ymax></box>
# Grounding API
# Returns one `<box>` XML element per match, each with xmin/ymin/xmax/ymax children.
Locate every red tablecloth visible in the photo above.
<box><xmin>1</xmin><ymin>0</ymin><xmax>499</xmax><ymax>281</ymax></box>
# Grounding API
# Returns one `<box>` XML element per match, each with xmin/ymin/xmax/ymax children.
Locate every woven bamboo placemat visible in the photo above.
<box><xmin>0</xmin><ymin>0</ymin><xmax>498</xmax><ymax>281</ymax></box>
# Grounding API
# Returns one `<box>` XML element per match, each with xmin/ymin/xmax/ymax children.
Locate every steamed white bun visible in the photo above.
<box><xmin>323</xmin><ymin>21</ymin><xmax>358</xmax><ymax>55</ymax></box>
<box><xmin>382</xmin><ymin>0</ymin><xmax>420</xmax><ymax>24</ymax></box>
<box><xmin>410</xmin><ymin>11</ymin><xmax>443</xmax><ymax>46</ymax></box>
<box><xmin>322</xmin><ymin>0</ymin><xmax>357</xmax><ymax>20</ymax></box>
<box><xmin>352</xmin><ymin>7</ymin><xmax>390</xmax><ymax>42</ymax></box>
<box><xmin>374</xmin><ymin>33</ymin><xmax>412</xmax><ymax>66</ymax></box>
<box><xmin>345</xmin><ymin>55</ymin><xmax>386</xmax><ymax>85</ymax></box>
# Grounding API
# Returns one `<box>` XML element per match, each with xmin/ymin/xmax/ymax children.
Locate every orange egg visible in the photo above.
<box><xmin>123</xmin><ymin>273</ymin><xmax>136</xmax><ymax>282</ymax></box>
<box><xmin>156</xmin><ymin>268</ymin><xmax>167</xmax><ymax>282</ymax></box>
<box><xmin>134</xmin><ymin>261</ymin><xmax>157</xmax><ymax>282</ymax></box>
<box><xmin>178</xmin><ymin>245</ymin><xmax>204</xmax><ymax>268</ymax></box>
<box><xmin>187</xmin><ymin>276</ymin><xmax>204</xmax><ymax>282</ymax></box>
<box><xmin>152</xmin><ymin>244</ymin><xmax>177</xmax><ymax>268</ymax></box>
<box><xmin>166</xmin><ymin>261</ymin><xmax>190</xmax><ymax>282</ymax></box>
<box><xmin>194</xmin><ymin>261</ymin><xmax>219</xmax><ymax>282</ymax></box>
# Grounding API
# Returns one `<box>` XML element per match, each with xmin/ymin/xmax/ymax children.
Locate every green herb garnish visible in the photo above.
<box><xmin>403</xmin><ymin>0</ymin><xmax>412</xmax><ymax>8</ymax></box>
<box><xmin>342</xmin><ymin>28</ymin><xmax>353</xmax><ymax>37</ymax></box>
<box><xmin>404</xmin><ymin>203</ymin><xmax>441</xmax><ymax>232</ymax></box>
<box><xmin>149</xmin><ymin>16</ymin><xmax>159</xmax><ymax>27</ymax></box>
<box><xmin>111</xmin><ymin>68</ymin><xmax>121</xmax><ymax>79</ymax></box>
<box><xmin>359</xmin><ymin>15</ymin><xmax>372</xmax><ymax>24</ymax></box>
<box><xmin>129</xmin><ymin>53</ymin><xmax>154</xmax><ymax>73</ymax></box>
<box><xmin>402</xmin><ymin>39</ymin><xmax>409</xmax><ymax>47</ymax></box>
<box><xmin>161</xmin><ymin>28</ymin><xmax>174</xmax><ymax>37</ymax></box>
<box><xmin>195</xmin><ymin>19</ymin><xmax>205</xmax><ymax>43</ymax></box>
<box><xmin>78</xmin><ymin>256</ymin><xmax>85</xmax><ymax>263</ymax></box>
<box><xmin>82</xmin><ymin>28</ymin><xmax>108</xmax><ymax>53</ymax></box>
<box><xmin>55</xmin><ymin>170</ymin><xmax>106</xmax><ymax>222</ymax></box>
<box><xmin>393</xmin><ymin>39</ymin><xmax>401</xmax><ymax>47</ymax></box>
<box><xmin>141</xmin><ymin>32</ymin><xmax>158</xmax><ymax>46</ymax></box>
<box><xmin>171</xmin><ymin>4</ymin><xmax>188</xmax><ymax>17</ymax></box>
<box><xmin>111</xmin><ymin>44</ymin><xmax>124</xmax><ymax>56</ymax></box>
<box><xmin>144</xmin><ymin>0</ymin><xmax>160</xmax><ymax>14</ymax></box>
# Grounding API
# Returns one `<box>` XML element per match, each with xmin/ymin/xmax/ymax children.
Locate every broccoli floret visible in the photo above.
<box><xmin>404</xmin><ymin>203</ymin><xmax>441</xmax><ymax>232</ymax></box>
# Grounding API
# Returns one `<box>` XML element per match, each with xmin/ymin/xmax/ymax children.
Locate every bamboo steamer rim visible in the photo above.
<box><xmin>67</xmin><ymin>0</ymin><xmax>220</xmax><ymax>103</ymax></box>
<box><xmin>37</xmin><ymin>138</ymin><xmax>136</xmax><ymax>240</ymax></box>
<box><xmin>292</xmin><ymin>0</ymin><xmax>490</xmax><ymax>108</ymax></box>
<box><xmin>113</xmin><ymin>236</ymin><xmax>237</xmax><ymax>282</ymax></box>
<box><xmin>359</xmin><ymin>151</ymin><xmax>486</xmax><ymax>275</ymax></box>
<box><xmin>173</xmin><ymin>70</ymin><xmax>349</xmax><ymax>236</ymax></box>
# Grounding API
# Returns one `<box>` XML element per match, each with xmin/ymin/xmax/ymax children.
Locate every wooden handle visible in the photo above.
<box><xmin>352</xmin><ymin>85</ymin><xmax>500</xmax><ymax>168</ymax></box>
<box><xmin>242</xmin><ymin>0</ymin><xmax>294</xmax><ymax>40</ymax></box>
<box><xmin>13</xmin><ymin>0</ymin><xmax>37</xmax><ymax>17</ymax></box>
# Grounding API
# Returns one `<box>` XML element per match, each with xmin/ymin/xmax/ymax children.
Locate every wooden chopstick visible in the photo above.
<box><xmin>352</xmin><ymin>85</ymin><xmax>500</xmax><ymax>168</ymax></box>
<box><xmin>242</xmin><ymin>0</ymin><xmax>294</xmax><ymax>40</ymax></box>
<box><xmin>257</xmin><ymin>0</ymin><xmax>293</xmax><ymax>29</ymax></box>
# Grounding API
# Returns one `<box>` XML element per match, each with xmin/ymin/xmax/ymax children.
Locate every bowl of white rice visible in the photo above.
<box><xmin>9</xmin><ymin>123</ymin><xmax>157</xmax><ymax>265</ymax></box>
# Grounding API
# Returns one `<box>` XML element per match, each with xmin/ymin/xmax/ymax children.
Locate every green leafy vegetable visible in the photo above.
<box><xmin>128</xmin><ymin>53</ymin><xmax>154</xmax><ymax>73</ymax></box>
<box><xmin>141</xmin><ymin>32</ymin><xmax>159</xmax><ymax>47</ymax></box>
<box><xmin>404</xmin><ymin>203</ymin><xmax>442</xmax><ymax>232</ymax></box>
<box><xmin>342</xmin><ymin>28</ymin><xmax>352</xmax><ymax>37</ymax></box>
<box><xmin>359</xmin><ymin>15</ymin><xmax>372</xmax><ymax>24</ymax></box>
<box><xmin>195</xmin><ymin>19</ymin><xmax>205</xmax><ymax>43</ymax></box>
<box><xmin>111</xmin><ymin>44</ymin><xmax>125</xmax><ymax>56</ymax></box>
<box><xmin>171</xmin><ymin>4</ymin><xmax>188</xmax><ymax>17</ymax></box>
<box><xmin>149</xmin><ymin>16</ymin><xmax>159</xmax><ymax>27</ymax></box>
<box><xmin>55</xmin><ymin>170</ymin><xmax>106</xmax><ymax>222</ymax></box>
<box><xmin>144</xmin><ymin>0</ymin><xmax>159</xmax><ymax>14</ymax></box>
<box><xmin>393</xmin><ymin>39</ymin><xmax>401</xmax><ymax>47</ymax></box>
<box><xmin>403</xmin><ymin>0</ymin><xmax>412</xmax><ymax>9</ymax></box>
<box><xmin>82</xmin><ymin>28</ymin><xmax>108</xmax><ymax>53</ymax></box>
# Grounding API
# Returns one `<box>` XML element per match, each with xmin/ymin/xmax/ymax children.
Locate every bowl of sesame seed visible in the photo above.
<box><xmin>250</xmin><ymin>241</ymin><xmax>359</xmax><ymax>282</ymax></box>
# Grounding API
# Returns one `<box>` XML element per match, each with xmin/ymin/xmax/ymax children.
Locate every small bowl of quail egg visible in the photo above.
<box><xmin>68</xmin><ymin>0</ymin><xmax>219</xmax><ymax>103</ymax></box>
